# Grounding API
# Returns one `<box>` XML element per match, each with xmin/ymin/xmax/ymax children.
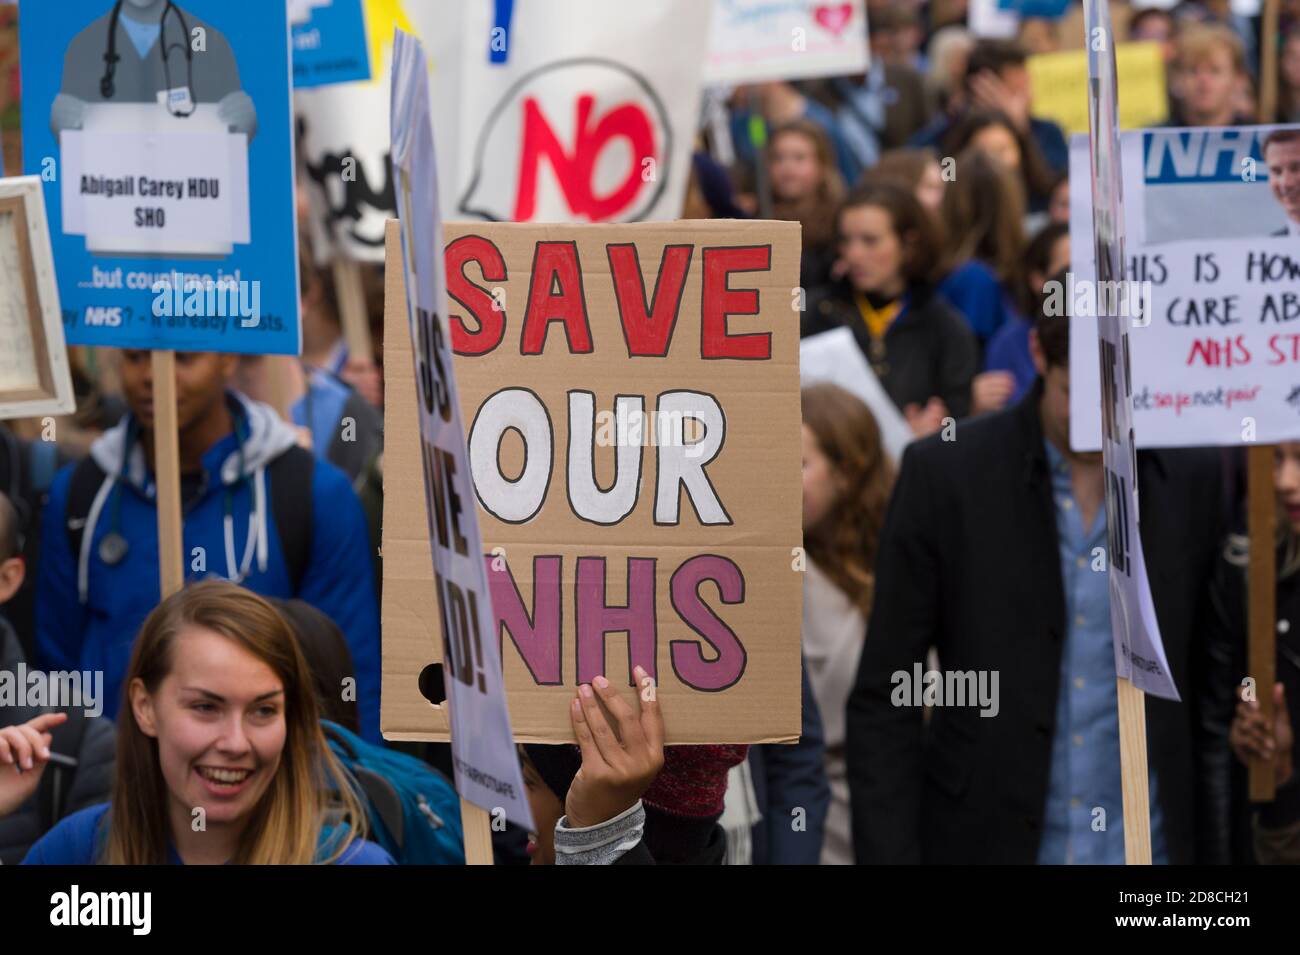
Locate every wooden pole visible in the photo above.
<box><xmin>460</xmin><ymin>800</ymin><xmax>494</xmax><ymax>866</ymax></box>
<box><xmin>263</xmin><ymin>355</ymin><xmax>305</xmax><ymax>423</ymax></box>
<box><xmin>1259</xmin><ymin>0</ymin><xmax>1281</xmax><ymax>123</ymax></box>
<box><xmin>151</xmin><ymin>350</ymin><xmax>184</xmax><ymax>599</ymax></box>
<box><xmin>1116</xmin><ymin>677</ymin><xmax>1153</xmax><ymax>864</ymax></box>
<box><xmin>1248</xmin><ymin>443</ymin><xmax>1278</xmax><ymax>802</ymax></box>
<box><xmin>332</xmin><ymin>256</ymin><xmax>374</xmax><ymax>364</ymax></box>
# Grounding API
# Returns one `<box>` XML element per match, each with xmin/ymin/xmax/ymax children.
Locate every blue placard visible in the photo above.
<box><xmin>293</xmin><ymin>0</ymin><xmax>370</xmax><ymax>89</ymax></box>
<box><xmin>19</xmin><ymin>0</ymin><xmax>300</xmax><ymax>355</ymax></box>
<box><xmin>997</xmin><ymin>0</ymin><xmax>1072</xmax><ymax>18</ymax></box>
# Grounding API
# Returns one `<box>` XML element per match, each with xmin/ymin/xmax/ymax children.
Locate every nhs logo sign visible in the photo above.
<box><xmin>1143</xmin><ymin>128</ymin><xmax>1268</xmax><ymax>185</ymax></box>
<box><xmin>1139</xmin><ymin>126</ymin><xmax>1298</xmax><ymax>244</ymax></box>
<box><xmin>83</xmin><ymin>306</ymin><xmax>124</xmax><ymax>327</ymax></box>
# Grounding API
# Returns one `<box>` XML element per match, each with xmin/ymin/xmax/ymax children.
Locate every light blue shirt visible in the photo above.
<box><xmin>119</xmin><ymin>16</ymin><xmax>162</xmax><ymax>60</ymax></box>
<box><xmin>1037</xmin><ymin>441</ymin><xmax>1167</xmax><ymax>865</ymax></box>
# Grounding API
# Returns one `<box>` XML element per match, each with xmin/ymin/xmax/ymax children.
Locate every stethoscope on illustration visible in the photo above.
<box><xmin>94</xmin><ymin>411</ymin><xmax>262</xmax><ymax>585</ymax></box>
<box><xmin>99</xmin><ymin>0</ymin><xmax>196</xmax><ymax>118</ymax></box>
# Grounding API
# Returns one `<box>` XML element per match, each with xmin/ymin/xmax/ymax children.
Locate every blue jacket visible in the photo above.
<box><xmin>984</xmin><ymin>314</ymin><xmax>1037</xmax><ymax>405</ymax></box>
<box><xmin>22</xmin><ymin>803</ymin><xmax>393</xmax><ymax>864</ymax></box>
<box><xmin>939</xmin><ymin>259</ymin><xmax>1013</xmax><ymax>347</ymax></box>
<box><xmin>35</xmin><ymin>392</ymin><xmax>382</xmax><ymax>741</ymax></box>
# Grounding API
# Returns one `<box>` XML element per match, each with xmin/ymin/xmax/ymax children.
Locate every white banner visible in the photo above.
<box><xmin>296</xmin><ymin>0</ymin><xmax>461</xmax><ymax>263</ymax></box>
<box><xmin>452</xmin><ymin>0</ymin><xmax>710</xmax><ymax>224</ymax></box>
<box><xmin>1082</xmin><ymin>0</ymin><xmax>1177</xmax><ymax>701</ymax></box>
<box><xmin>389</xmin><ymin>29</ymin><xmax>534</xmax><ymax>829</ymax></box>
<box><xmin>1070</xmin><ymin>124</ymin><xmax>1300</xmax><ymax>451</ymax></box>
<box><xmin>704</xmin><ymin>0</ymin><xmax>869</xmax><ymax>85</ymax></box>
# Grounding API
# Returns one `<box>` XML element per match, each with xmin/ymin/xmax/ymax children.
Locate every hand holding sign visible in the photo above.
<box><xmin>1231</xmin><ymin>683</ymin><xmax>1294</xmax><ymax>788</ymax></box>
<box><xmin>566</xmin><ymin>667</ymin><xmax>665</xmax><ymax>829</ymax></box>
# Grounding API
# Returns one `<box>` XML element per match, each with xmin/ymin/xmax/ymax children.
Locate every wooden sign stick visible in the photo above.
<box><xmin>437</xmin><ymin>673</ymin><xmax>495</xmax><ymax>865</ymax></box>
<box><xmin>1247</xmin><ymin>443</ymin><xmax>1278</xmax><ymax>802</ymax></box>
<box><xmin>1116</xmin><ymin>677</ymin><xmax>1153</xmax><ymax>864</ymax></box>
<box><xmin>151</xmin><ymin>350</ymin><xmax>184</xmax><ymax>599</ymax></box>
<box><xmin>1259</xmin><ymin>0</ymin><xmax>1281</xmax><ymax>124</ymax></box>
<box><xmin>461</xmin><ymin>801</ymin><xmax>495</xmax><ymax>866</ymax></box>
<box><xmin>332</xmin><ymin>255</ymin><xmax>374</xmax><ymax>364</ymax></box>
<box><xmin>1254</xmin><ymin>15</ymin><xmax>1282</xmax><ymax>787</ymax></box>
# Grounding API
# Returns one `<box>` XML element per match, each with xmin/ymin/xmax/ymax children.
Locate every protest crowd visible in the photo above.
<box><xmin>0</xmin><ymin>0</ymin><xmax>1299</xmax><ymax>874</ymax></box>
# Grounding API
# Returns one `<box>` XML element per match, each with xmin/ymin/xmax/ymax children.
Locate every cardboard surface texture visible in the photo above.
<box><xmin>383</xmin><ymin>218</ymin><xmax>803</xmax><ymax>744</ymax></box>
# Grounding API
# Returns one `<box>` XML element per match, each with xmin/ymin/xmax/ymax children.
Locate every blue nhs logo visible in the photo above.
<box><xmin>1143</xmin><ymin>129</ymin><xmax>1267</xmax><ymax>184</ymax></box>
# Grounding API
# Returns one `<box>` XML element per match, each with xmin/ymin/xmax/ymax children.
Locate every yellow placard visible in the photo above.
<box><xmin>1028</xmin><ymin>41</ymin><xmax>1167</xmax><ymax>136</ymax></box>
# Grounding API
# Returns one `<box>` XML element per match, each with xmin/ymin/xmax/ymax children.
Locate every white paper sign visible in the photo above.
<box><xmin>453</xmin><ymin>0</ymin><xmax>710</xmax><ymax>225</ymax></box>
<box><xmin>390</xmin><ymin>29</ymin><xmax>534</xmax><ymax>830</ymax></box>
<box><xmin>799</xmin><ymin>327</ymin><xmax>912</xmax><ymax>464</ymax></box>
<box><xmin>1082</xmin><ymin>0</ymin><xmax>1177</xmax><ymax>701</ymax></box>
<box><xmin>705</xmin><ymin>0</ymin><xmax>869</xmax><ymax>85</ymax></box>
<box><xmin>1069</xmin><ymin>124</ymin><xmax>1300</xmax><ymax>451</ymax></box>
<box><xmin>59</xmin><ymin>104</ymin><xmax>249</xmax><ymax>254</ymax></box>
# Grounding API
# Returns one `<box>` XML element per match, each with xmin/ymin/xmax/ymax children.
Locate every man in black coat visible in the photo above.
<box><xmin>845</xmin><ymin>311</ymin><xmax>1224</xmax><ymax>864</ymax></box>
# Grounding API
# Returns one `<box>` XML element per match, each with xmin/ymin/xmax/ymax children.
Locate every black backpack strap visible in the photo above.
<box><xmin>268</xmin><ymin>447</ymin><xmax>314</xmax><ymax>592</ymax></box>
<box><xmin>36</xmin><ymin>708</ymin><xmax>87</xmax><ymax>831</ymax></box>
<box><xmin>64</xmin><ymin>457</ymin><xmax>109</xmax><ymax>563</ymax></box>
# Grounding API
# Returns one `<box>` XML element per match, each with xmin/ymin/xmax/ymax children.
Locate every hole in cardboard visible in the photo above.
<box><xmin>418</xmin><ymin>663</ymin><xmax>447</xmax><ymax>707</ymax></box>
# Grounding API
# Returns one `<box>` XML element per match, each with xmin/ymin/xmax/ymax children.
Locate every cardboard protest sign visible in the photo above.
<box><xmin>389</xmin><ymin>29</ymin><xmax>532</xmax><ymax>827</ymax></box>
<box><xmin>1029</xmin><ymin>42</ymin><xmax>1167</xmax><ymax>136</ymax></box>
<box><xmin>452</xmin><ymin>0</ymin><xmax>710</xmax><ymax>225</ymax></box>
<box><xmin>18</xmin><ymin>0</ymin><xmax>299</xmax><ymax>354</ymax></box>
<box><xmin>290</xmin><ymin>0</ymin><xmax>371</xmax><ymax>89</ymax></box>
<box><xmin>1069</xmin><ymin>125</ymin><xmax>1300</xmax><ymax>451</ymax></box>
<box><xmin>383</xmin><ymin>218</ymin><xmax>804</xmax><ymax>744</ymax></box>
<box><xmin>704</xmin><ymin>0</ymin><xmax>869</xmax><ymax>85</ymax></box>
<box><xmin>0</xmin><ymin>176</ymin><xmax>75</xmax><ymax>420</ymax></box>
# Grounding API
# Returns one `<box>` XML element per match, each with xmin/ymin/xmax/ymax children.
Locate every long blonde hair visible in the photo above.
<box><xmin>104</xmin><ymin>580</ymin><xmax>367</xmax><ymax>864</ymax></box>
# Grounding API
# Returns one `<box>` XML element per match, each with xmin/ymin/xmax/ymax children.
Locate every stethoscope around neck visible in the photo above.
<box><xmin>96</xmin><ymin>411</ymin><xmax>262</xmax><ymax>584</ymax></box>
<box><xmin>100</xmin><ymin>0</ymin><xmax>196</xmax><ymax>117</ymax></box>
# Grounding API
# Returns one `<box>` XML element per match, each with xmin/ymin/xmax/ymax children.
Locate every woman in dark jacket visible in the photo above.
<box><xmin>1202</xmin><ymin>442</ymin><xmax>1300</xmax><ymax>864</ymax></box>
<box><xmin>802</xmin><ymin>182</ymin><xmax>976</xmax><ymax>437</ymax></box>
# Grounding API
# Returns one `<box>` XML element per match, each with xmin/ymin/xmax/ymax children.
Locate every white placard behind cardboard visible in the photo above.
<box><xmin>705</xmin><ymin>0</ymin><xmax>869</xmax><ymax>84</ymax></box>
<box><xmin>799</xmin><ymin>327</ymin><xmax>912</xmax><ymax>465</ymax></box>
<box><xmin>453</xmin><ymin>0</ymin><xmax>710</xmax><ymax>224</ymax></box>
<box><xmin>389</xmin><ymin>30</ymin><xmax>533</xmax><ymax>829</ymax></box>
